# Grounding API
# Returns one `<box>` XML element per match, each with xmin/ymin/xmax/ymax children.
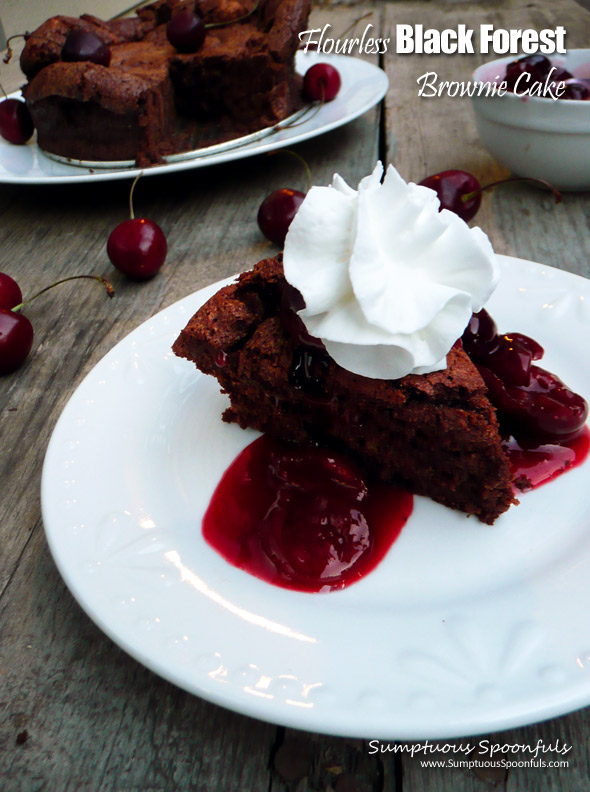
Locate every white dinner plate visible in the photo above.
<box><xmin>41</xmin><ymin>256</ymin><xmax>590</xmax><ymax>739</ymax></box>
<box><xmin>0</xmin><ymin>52</ymin><xmax>387</xmax><ymax>184</ymax></box>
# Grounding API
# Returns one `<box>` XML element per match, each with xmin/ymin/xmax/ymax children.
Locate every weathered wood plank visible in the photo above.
<box><xmin>0</xmin><ymin>3</ymin><xmax>381</xmax><ymax>790</ymax></box>
<box><xmin>269</xmin><ymin>733</ymin><xmax>385</xmax><ymax>791</ymax></box>
<box><xmin>399</xmin><ymin>710</ymin><xmax>590</xmax><ymax>792</ymax></box>
<box><xmin>382</xmin><ymin>1</ymin><xmax>590</xmax><ymax>790</ymax></box>
<box><xmin>0</xmin><ymin>524</ymin><xmax>280</xmax><ymax>792</ymax></box>
<box><xmin>265</xmin><ymin>6</ymin><xmax>395</xmax><ymax>790</ymax></box>
<box><xmin>3</xmin><ymin>0</ymin><xmax>590</xmax><ymax>789</ymax></box>
<box><xmin>1</xmin><ymin>2</ymin><xmax>136</xmax><ymax>41</ymax></box>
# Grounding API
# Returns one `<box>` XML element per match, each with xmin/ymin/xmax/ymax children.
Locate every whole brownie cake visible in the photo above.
<box><xmin>20</xmin><ymin>0</ymin><xmax>311</xmax><ymax>164</ymax></box>
<box><xmin>173</xmin><ymin>256</ymin><xmax>516</xmax><ymax>524</ymax></box>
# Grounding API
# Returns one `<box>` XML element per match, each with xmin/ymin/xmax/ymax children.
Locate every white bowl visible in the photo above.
<box><xmin>471</xmin><ymin>50</ymin><xmax>590</xmax><ymax>191</ymax></box>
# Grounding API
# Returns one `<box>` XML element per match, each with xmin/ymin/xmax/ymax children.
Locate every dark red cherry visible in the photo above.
<box><xmin>419</xmin><ymin>170</ymin><xmax>481</xmax><ymax>222</ymax></box>
<box><xmin>462</xmin><ymin>307</ymin><xmax>587</xmax><ymax>443</ymax></box>
<box><xmin>281</xmin><ymin>281</ymin><xmax>332</xmax><ymax>401</ymax></box>
<box><xmin>268</xmin><ymin>446</ymin><xmax>368</xmax><ymax>499</ymax></box>
<box><xmin>262</xmin><ymin>488</ymin><xmax>371</xmax><ymax>584</ymax></box>
<box><xmin>505</xmin><ymin>54</ymin><xmax>552</xmax><ymax>91</ymax></box>
<box><xmin>0</xmin><ymin>273</ymin><xmax>23</xmax><ymax>309</ymax></box>
<box><xmin>528</xmin><ymin>368</ymin><xmax>589</xmax><ymax>437</ymax></box>
<box><xmin>504</xmin><ymin>332</ymin><xmax>544</xmax><ymax>360</ymax></box>
<box><xmin>420</xmin><ymin>171</ymin><xmax>561</xmax><ymax>221</ymax></box>
<box><xmin>522</xmin><ymin>54</ymin><xmax>553</xmax><ymax>77</ymax></box>
<box><xmin>547</xmin><ymin>65</ymin><xmax>573</xmax><ymax>84</ymax></box>
<box><xmin>261</xmin><ymin>447</ymin><xmax>371</xmax><ymax>584</ymax></box>
<box><xmin>166</xmin><ymin>10</ymin><xmax>206</xmax><ymax>52</ymax></box>
<box><xmin>462</xmin><ymin>310</ymin><xmax>546</xmax><ymax>371</ymax></box>
<box><xmin>0</xmin><ymin>99</ymin><xmax>34</xmax><ymax>145</ymax></box>
<box><xmin>62</xmin><ymin>29</ymin><xmax>111</xmax><ymax>66</ymax></box>
<box><xmin>479</xmin><ymin>364</ymin><xmax>588</xmax><ymax>441</ymax></box>
<box><xmin>107</xmin><ymin>174</ymin><xmax>167</xmax><ymax>280</ymax></box>
<box><xmin>0</xmin><ymin>274</ymin><xmax>113</xmax><ymax>375</ymax></box>
<box><xmin>461</xmin><ymin>308</ymin><xmax>498</xmax><ymax>357</ymax></box>
<box><xmin>215</xmin><ymin>349</ymin><xmax>228</xmax><ymax>367</ymax></box>
<box><xmin>257</xmin><ymin>188</ymin><xmax>305</xmax><ymax>246</ymax></box>
<box><xmin>303</xmin><ymin>63</ymin><xmax>342</xmax><ymax>102</ymax></box>
<box><xmin>107</xmin><ymin>218</ymin><xmax>167</xmax><ymax>280</ymax></box>
<box><xmin>467</xmin><ymin>328</ymin><xmax>541</xmax><ymax>388</ymax></box>
<box><xmin>280</xmin><ymin>283</ymin><xmax>325</xmax><ymax>350</ymax></box>
<box><xmin>0</xmin><ymin>309</ymin><xmax>34</xmax><ymax>375</ymax></box>
<box><xmin>559</xmin><ymin>79</ymin><xmax>590</xmax><ymax>100</ymax></box>
<box><xmin>203</xmin><ymin>434</ymin><xmax>412</xmax><ymax>592</ymax></box>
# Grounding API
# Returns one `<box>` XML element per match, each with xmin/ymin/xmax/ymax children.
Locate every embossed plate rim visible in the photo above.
<box><xmin>41</xmin><ymin>256</ymin><xmax>590</xmax><ymax>739</ymax></box>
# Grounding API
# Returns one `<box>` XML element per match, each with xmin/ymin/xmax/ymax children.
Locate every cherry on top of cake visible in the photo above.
<box><xmin>20</xmin><ymin>14</ymin><xmax>142</xmax><ymax>79</ymax></box>
<box><xmin>20</xmin><ymin>0</ymin><xmax>300</xmax><ymax>80</ymax></box>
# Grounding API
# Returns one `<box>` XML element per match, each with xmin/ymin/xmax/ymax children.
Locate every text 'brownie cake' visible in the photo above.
<box><xmin>19</xmin><ymin>0</ymin><xmax>311</xmax><ymax>164</ymax></box>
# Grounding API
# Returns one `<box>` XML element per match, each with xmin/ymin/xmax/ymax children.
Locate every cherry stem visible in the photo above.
<box><xmin>3</xmin><ymin>33</ymin><xmax>27</xmax><ymax>65</ymax></box>
<box><xmin>267</xmin><ymin>148</ymin><xmax>312</xmax><ymax>193</ymax></box>
<box><xmin>12</xmin><ymin>275</ymin><xmax>114</xmax><ymax>313</ymax></box>
<box><xmin>205</xmin><ymin>0</ymin><xmax>260</xmax><ymax>29</ymax></box>
<box><xmin>462</xmin><ymin>176</ymin><xmax>562</xmax><ymax>205</ymax></box>
<box><xmin>276</xmin><ymin>96</ymin><xmax>324</xmax><ymax>130</ymax></box>
<box><xmin>128</xmin><ymin>171</ymin><xmax>144</xmax><ymax>220</ymax></box>
<box><xmin>337</xmin><ymin>12</ymin><xmax>373</xmax><ymax>40</ymax></box>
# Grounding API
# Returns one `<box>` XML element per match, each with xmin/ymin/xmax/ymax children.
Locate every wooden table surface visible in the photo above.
<box><xmin>2</xmin><ymin>1</ymin><xmax>590</xmax><ymax>790</ymax></box>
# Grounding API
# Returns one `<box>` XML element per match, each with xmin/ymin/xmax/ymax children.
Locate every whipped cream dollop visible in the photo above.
<box><xmin>283</xmin><ymin>163</ymin><xmax>500</xmax><ymax>380</ymax></box>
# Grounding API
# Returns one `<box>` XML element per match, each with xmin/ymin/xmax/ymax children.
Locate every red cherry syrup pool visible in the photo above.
<box><xmin>504</xmin><ymin>430</ymin><xmax>589</xmax><ymax>491</ymax></box>
<box><xmin>202</xmin><ymin>304</ymin><xmax>589</xmax><ymax>593</ymax></box>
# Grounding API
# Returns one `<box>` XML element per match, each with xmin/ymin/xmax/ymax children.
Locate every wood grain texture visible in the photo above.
<box><xmin>400</xmin><ymin>709</ymin><xmax>590</xmax><ymax>792</ymax></box>
<box><xmin>0</xmin><ymin>3</ymin><xmax>381</xmax><ymax>791</ymax></box>
<box><xmin>382</xmin><ymin>2</ymin><xmax>590</xmax><ymax>791</ymax></box>
<box><xmin>1</xmin><ymin>1</ymin><xmax>137</xmax><ymax>39</ymax></box>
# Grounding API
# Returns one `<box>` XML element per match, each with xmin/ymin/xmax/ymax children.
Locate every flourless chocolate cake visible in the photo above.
<box><xmin>20</xmin><ymin>0</ymin><xmax>311</xmax><ymax>164</ymax></box>
<box><xmin>173</xmin><ymin>256</ymin><xmax>516</xmax><ymax>524</ymax></box>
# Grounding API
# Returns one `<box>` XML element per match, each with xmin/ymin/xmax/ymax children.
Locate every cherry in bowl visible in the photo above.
<box><xmin>471</xmin><ymin>50</ymin><xmax>590</xmax><ymax>190</ymax></box>
<box><xmin>559</xmin><ymin>79</ymin><xmax>590</xmax><ymax>101</ymax></box>
<box><xmin>504</xmin><ymin>54</ymin><xmax>552</xmax><ymax>91</ymax></box>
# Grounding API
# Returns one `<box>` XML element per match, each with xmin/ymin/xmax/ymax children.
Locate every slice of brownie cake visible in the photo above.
<box><xmin>173</xmin><ymin>256</ymin><xmax>516</xmax><ymax>524</ymax></box>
